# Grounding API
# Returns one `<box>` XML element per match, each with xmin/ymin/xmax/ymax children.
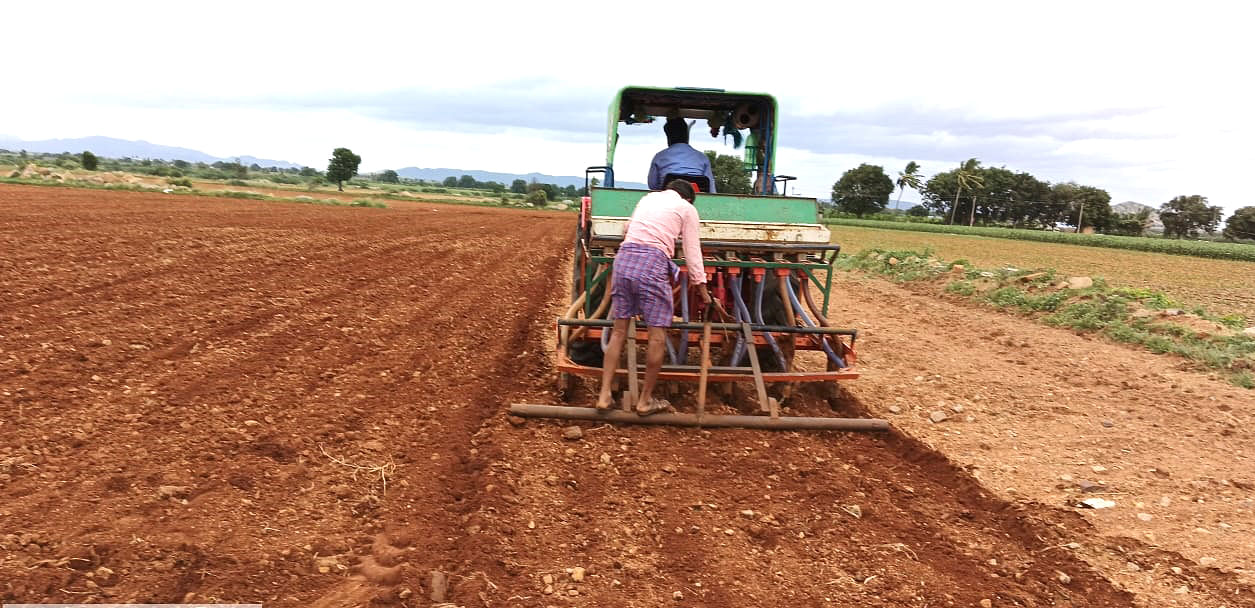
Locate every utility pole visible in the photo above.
<box><xmin>969</xmin><ymin>196</ymin><xmax>978</xmax><ymax>226</ymax></box>
<box><xmin>1076</xmin><ymin>200</ymin><xmax>1085</xmax><ymax>233</ymax></box>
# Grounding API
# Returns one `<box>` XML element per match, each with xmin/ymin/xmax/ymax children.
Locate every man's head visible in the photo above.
<box><xmin>664</xmin><ymin>117</ymin><xmax>689</xmax><ymax>145</ymax></box>
<box><xmin>665</xmin><ymin>179</ymin><xmax>696</xmax><ymax>203</ymax></box>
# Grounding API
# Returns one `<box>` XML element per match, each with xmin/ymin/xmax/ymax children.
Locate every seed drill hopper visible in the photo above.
<box><xmin>511</xmin><ymin>86</ymin><xmax>886</xmax><ymax>431</ymax></box>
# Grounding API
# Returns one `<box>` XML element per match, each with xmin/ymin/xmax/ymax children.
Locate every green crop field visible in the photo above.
<box><xmin>823</xmin><ymin>217</ymin><xmax>1255</xmax><ymax>262</ymax></box>
<box><xmin>829</xmin><ymin>223</ymin><xmax>1255</xmax><ymax>321</ymax></box>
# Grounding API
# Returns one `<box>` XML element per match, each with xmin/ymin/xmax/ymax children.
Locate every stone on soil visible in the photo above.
<box><xmin>1066</xmin><ymin>276</ymin><xmax>1094</xmax><ymax>289</ymax></box>
<box><xmin>929</xmin><ymin>410</ymin><xmax>948</xmax><ymax>423</ymax></box>
<box><xmin>429</xmin><ymin>570</ymin><xmax>449</xmax><ymax>602</ymax></box>
<box><xmin>157</xmin><ymin>485</ymin><xmax>189</xmax><ymax>499</ymax></box>
<box><xmin>1076</xmin><ymin>480</ymin><xmax>1104</xmax><ymax>493</ymax></box>
<box><xmin>562</xmin><ymin>426</ymin><xmax>583</xmax><ymax>440</ymax></box>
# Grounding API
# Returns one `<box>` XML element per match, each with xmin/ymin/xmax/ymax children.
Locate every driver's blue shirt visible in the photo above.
<box><xmin>647</xmin><ymin>143</ymin><xmax>717</xmax><ymax>193</ymax></box>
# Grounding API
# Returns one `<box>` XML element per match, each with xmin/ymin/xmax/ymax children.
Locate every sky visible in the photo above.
<box><xmin>2</xmin><ymin>0</ymin><xmax>1252</xmax><ymax>215</ymax></box>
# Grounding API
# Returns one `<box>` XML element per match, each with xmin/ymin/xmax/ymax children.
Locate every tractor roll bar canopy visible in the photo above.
<box><xmin>605</xmin><ymin>86</ymin><xmax>779</xmax><ymax>195</ymax></box>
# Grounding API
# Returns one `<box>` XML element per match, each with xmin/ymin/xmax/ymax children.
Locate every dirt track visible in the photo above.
<box><xmin>0</xmin><ymin>184</ymin><xmax>1248</xmax><ymax>607</ymax></box>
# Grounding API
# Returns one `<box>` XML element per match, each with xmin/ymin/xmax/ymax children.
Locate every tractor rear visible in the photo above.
<box><xmin>512</xmin><ymin>86</ymin><xmax>884</xmax><ymax>431</ymax></box>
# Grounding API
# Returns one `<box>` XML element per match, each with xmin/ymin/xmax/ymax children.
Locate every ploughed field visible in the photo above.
<box><xmin>1</xmin><ymin>184</ymin><xmax>1248</xmax><ymax>607</ymax></box>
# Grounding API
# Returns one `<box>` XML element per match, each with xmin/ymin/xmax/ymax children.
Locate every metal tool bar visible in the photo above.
<box><xmin>590</xmin><ymin>236</ymin><xmax>842</xmax><ymax>252</ymax></box>
<box><xmin>626</xmin><ymin>319</ymin><xmax>638</xmax><ymax>411</ymax></box>
<box><xmin>509</xmin><ymin>404</ymin><xmax>889</xmax><ymax>432</ymax></box>
<box><xmin>696</xmin><ymin>322</ymin><xmax>711</xmax><ymax>424</ymax></box>
<box><xmin>742</xmin><ymin>322</ymin><xmax>773</xmax><ymax>416</ymax></box>
<box><xmin>558</xmin><ymin>318</ymin><xmax>857</xmax><ymax>336</ymax></box>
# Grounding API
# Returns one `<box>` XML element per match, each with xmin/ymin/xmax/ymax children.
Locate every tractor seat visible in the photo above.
<box><xmin>662</xmin><ymin>173</ymin><xmax>711</xmax><ymax>193</ymax></box>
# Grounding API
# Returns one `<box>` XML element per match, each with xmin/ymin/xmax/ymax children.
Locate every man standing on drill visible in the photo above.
<box><xmin>595</xmin><ymin>179</ymin><xmax>720</xmax><ymax>415</ymax></box>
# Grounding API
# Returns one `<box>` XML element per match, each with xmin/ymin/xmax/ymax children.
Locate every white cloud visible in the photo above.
<box><xmin>2</xmin><ymin>0</ymin><xmax>1252</xmax><ymax>215</ymax></box>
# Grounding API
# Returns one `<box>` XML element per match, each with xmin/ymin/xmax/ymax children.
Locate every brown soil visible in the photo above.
<box><xmin>0</xmin><ymin>183</ymin><xmax>1246</xmax><ymax>607</ymax></box>
<box><xmin>830</xmin><ymin>273</ymin><xmax>1255</xmax><ymax>607</ymax></box>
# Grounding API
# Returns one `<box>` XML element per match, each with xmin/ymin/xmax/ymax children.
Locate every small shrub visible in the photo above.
<box><xmin>526</xmin><ymin>190</ymin><xmax>548</xmax><ymax>206</ymax></box>
<box><xmin>945</xmin><ymin>280</ymin><xmax>975</xmax><ymax>296</ymax></box>
<box><xmin>167</xmin><ymin>177</ymin><xmax>193</xmax><ymax>188</ymax></box>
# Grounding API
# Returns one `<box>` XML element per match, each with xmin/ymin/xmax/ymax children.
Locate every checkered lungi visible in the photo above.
<box><xmin>610</xmin><ymin>242</ymin><xmax>679</xmax><ymax>328</ymax></box>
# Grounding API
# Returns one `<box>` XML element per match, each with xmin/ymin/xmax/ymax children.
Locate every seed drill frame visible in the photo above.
<box><xmin>512</xmin><ymin>86</ymin><xmax>885</xmax><ymax>431</ymax></box>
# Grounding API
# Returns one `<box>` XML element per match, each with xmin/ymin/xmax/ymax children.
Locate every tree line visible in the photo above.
<box><xmin>821</xmin><ymin>159</ymin><xmax>1254</xmax><ymax>241</ymax></box>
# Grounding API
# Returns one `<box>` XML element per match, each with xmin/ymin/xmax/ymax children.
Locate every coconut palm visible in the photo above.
<box><xmin>947</xmin><ymin>158</ymin><xmax>984</xmax><ymax>224</ymax></box>
<box><xmin>894</xmin><ymin>161</ymin><xmax>922</xmax><ymax>210</ymax></box>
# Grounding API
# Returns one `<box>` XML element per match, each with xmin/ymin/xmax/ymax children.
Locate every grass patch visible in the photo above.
<box><xmin>824</xmin><ymin>217</ymin><xmax>1255</xmax><ymax>262</ymax></box>
<box><xmin>844</xmin><ymin>248</ymin><xmax>1255</xmax><ymax>388</ymax></box>
<box><xmin>1233</xmin><ymin>371</ymin><xmax>1255</xmax><ymax>389</ymax></box>
<box><xmin>945</xmin><ymin>280</ymin><xmax>975</xmax><ymax>296</ymax></box>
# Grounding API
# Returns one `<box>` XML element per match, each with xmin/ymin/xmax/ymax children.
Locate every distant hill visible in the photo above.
<box><xmin>395</xmin><ymin>167</ymin><xmax>647</xmax><ymax>190</ymax></box>
<box><xmin>1112</xmin><ymin>201</ymin><xmax>1153</xmax><ymax>215</ymax></box>
<box><xmin>0</xmin><ymin>135</ymin><xmax>646</xmax><ymax>189</ymax></box>
<box><xmin>1112</xmin><ymin>201</ymin><xmax>1163</xmax><ymax>233</ymax></box>
<box><xmin>0</xmin><ymin>136</ymin><xmax>304</xmax><ymax>169</ymax></box>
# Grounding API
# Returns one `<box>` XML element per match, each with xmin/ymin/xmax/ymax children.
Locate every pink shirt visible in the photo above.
<box><xmin>622</xmin><ymin>189</ymin><xmax>707</xmax><ymax>284</ymax></box>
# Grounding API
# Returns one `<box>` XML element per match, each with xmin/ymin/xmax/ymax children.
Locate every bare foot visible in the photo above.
<box><xmin>635</xmin><ymin>398</ymin><xmax>670</xmax><ymax>417</ymax></box>
<box><xmin>595</xmin><ymin>394</ymin><xmax>614</xmax><ymax>410</ymax></box>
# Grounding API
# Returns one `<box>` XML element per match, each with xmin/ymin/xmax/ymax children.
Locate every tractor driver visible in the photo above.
<box><xmin>647</xmin><ymin>117</ymin><xmax>717</xmax><ymax>193</ymax></box>
<box><xmin>596</xmin><ymin>179</ymin><xmax>722</xmax><ymax>416</ymax></box>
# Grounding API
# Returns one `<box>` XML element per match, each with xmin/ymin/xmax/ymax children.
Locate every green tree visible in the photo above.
<box><xmin>1051</xmin><ymin>182</ymin><xmax>1112</xmax><ymax>232</ymax></box>
<box><xmin>528</xmin><ymin>182</ymin><xmax>558</xmax><ymax>200</ymax></box>
<box><xmin>830</xmin><ymin>163</ymin><xmax>895</xmax><ymax>218</ymax></box>
<box><xmin>80</xmin><ymin>150</ymin><xmax>98</xmax><ymax>171</ymax></box>
<box><xmin>458</xmin><ymin>174</ymin><xmax>476</xmax><ymax>189</ymax></box>
<box><xmin>1160</xmin><ymin>195</ymin><xmax>1222</xmax><ymax>238</ymax></box>
<box><xmin>442</xmin><ymin>176</ymin><xmax>458</xmax><ymax>188</ymax></box>
<box><xmin>299</xmin><ymin>166</ymin><xmax>319</xmax><ymax>177</ymax></box>
<box><xmin>703</xmin><ymin>150</ymin><xmax>751</xmax><ymax>194</ymax></box>
<box><xmin>947</xmin><ymin>158</ymin><xmax>984</xmax><ymax>225</ymax></box>
<box><xmin>326</xmin><ymin>148</ymin><xmax>361</xmax><ymax>191</ymax></box>
<box><xmin>906</xmin><ymin>204</ymin><xmax>929</xmax><ymax>217</ymax></box>
<box><xmin>1107</xmin><ymin>209</ymin><xmax>1152</xmax><ymax>236</ymax></box>
<box><xmin>893</xmin><ymin>161</ymin><xmax>922</xmax><ymax>210</ymax></box>
<box><xmin>510</xmin><ymin>178</ymin><xmax>528</xmax><ymax>194</ymax></box>
<box><xmin>1221</xmin><ymin>206</ymin><xmax>1255</xmax><ymax>241</ymax></box>
<box><xmin>379</xmin><ymin>169</ymin><xmax>399</xmax><ymax>184</ymax></box>
<box><xmin>525</xmin><ymin>189</ymin><xmax>548</xmax><ymax>206</ymax></box>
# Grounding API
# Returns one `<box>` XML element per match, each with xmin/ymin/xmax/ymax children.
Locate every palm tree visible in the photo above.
<box><xmin>894</xmin><ymin>161</ymin><xmax>922</xmax><ymax>210</ymax></box>
<box><xmin>947</xmin><ymin>158</ymin><xmax>984</xmax><ymax>224</ymax></box>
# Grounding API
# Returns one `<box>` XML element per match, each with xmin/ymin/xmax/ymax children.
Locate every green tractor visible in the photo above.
<box><xmin>512</xmin><ymin>86</ymin><xmax>883</xmax><ymax>431</ymax></box>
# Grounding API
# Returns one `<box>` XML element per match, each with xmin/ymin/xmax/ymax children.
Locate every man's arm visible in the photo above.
<box><xmin>679</xmin><ymin>205</ymin><xmax>706</xmax><ymax>285</ymax></box>
<box><xmin>647</xmin><ymin>157</ymin><xmax>661</xmax><ymax>190</ymax></box>
<box><xmin>703</xmin><ymin>160</ymin><xmax>717</xmax><ymax>194</ymax></box>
